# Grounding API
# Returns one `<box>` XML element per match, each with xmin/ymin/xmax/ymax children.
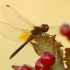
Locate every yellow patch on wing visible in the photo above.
<box><xmin>19</xmin><ymin>30</ymin><xmax>31</xmax><ymax>41</ymax></box>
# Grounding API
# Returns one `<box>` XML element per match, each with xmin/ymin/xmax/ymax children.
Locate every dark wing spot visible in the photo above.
<box><xmin>6</xmin><ymin>5</ymin><xmax>10</xmax><ymax>7</ymax></box>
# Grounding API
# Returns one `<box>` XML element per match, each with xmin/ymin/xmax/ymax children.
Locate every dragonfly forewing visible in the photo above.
<box><xmin>0</xmin><ymin>5</ymin><xmax>34</xmax><ymax>30</ymax></box>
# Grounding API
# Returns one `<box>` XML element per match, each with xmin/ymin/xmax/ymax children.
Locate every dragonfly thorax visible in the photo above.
<box><xmin>40</xmin><ymin>24</ymin><xmax>49</xmax><ymax>32</ymax></box>
<box><xmin>31</xmin><ymin>24</ymin><xmax>49</xmax><ymax>35</ymax></box>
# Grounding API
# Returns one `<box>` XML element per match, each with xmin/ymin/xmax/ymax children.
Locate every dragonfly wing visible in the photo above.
<box><xmin>47</xmin><ymin>26</ymin><xmax>61</xmax><ymax>35</ymax></box>
<box><xmin>0</xmin><ymin>21</ymin><xmax>31</xmax><ymax>42</ymax></box>
<box><xmin>0</xmin><ymin>5</ymin><xmax>34</xmax><ymax>30</ymax></box>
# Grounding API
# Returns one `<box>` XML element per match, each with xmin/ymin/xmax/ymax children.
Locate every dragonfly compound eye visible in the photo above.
<box><xmin>41</xmin><ymin>24</ymin><xmax>49</xmax><ymax>32</ymax></box>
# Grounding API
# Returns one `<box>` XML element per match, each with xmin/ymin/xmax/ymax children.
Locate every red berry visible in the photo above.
<box><xmin>18</xmin><ymin>64</ymin><xmax>32</xmax><ymax>70</ymax></box>
<box><xmin>60</xmin><ymin>24</ymin><xmax>70</xmax><ymax>36</ymax></box>
<box><xmin>66</xmin><ymin>32</ymin><xmax>70</xmax><ymax>40</ymax></box>
<box><xmin>41</xmin><ymin>52</ymin><xmax>55</xmax><ymax>67</ymax></box>
<box><xmin>35</xmin><ymin>58</ymin><xmax>50</xmax><ymax>70</ymax></box>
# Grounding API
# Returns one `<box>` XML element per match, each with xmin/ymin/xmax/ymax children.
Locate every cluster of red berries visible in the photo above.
<box><xmin>60</xmin><ymin>23</ymin><xmax>70</xmax><ymax>40</ymax></box>
<box><xmin>18</xmin><ymin>52</ymin><xmax>55</xmax><ymax>70</ymax></box>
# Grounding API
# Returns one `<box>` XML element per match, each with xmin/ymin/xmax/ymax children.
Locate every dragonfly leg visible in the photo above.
<box><xmin>42</xmin><ymin>32</ymin><xmax>53</xmax><ymax>36</ymax></box>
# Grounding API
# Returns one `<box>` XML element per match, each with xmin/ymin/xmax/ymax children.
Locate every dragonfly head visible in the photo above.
<box><xmin>41</xmin><ymin>24</ymin><xmax>49</xmax><ymax>32</ymax></box>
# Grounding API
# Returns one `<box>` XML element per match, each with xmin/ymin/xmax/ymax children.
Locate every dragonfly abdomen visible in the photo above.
<box><xmin>9</xmin><ymin>35</ymin><xmax>34</xmax><ymax>59</ymax></box>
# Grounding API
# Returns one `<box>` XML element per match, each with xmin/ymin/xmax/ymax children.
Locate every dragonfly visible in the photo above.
<box><xmin>0</xmin><ymin>5</ymin><xmax>60</xmax><ymax>59</ymax></box>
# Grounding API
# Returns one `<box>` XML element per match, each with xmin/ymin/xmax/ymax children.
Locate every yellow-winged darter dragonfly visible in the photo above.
<box><xmin>0</xmin><ymin>5</ymin><xmax>60</xmax><ymax>59</ymax></box>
